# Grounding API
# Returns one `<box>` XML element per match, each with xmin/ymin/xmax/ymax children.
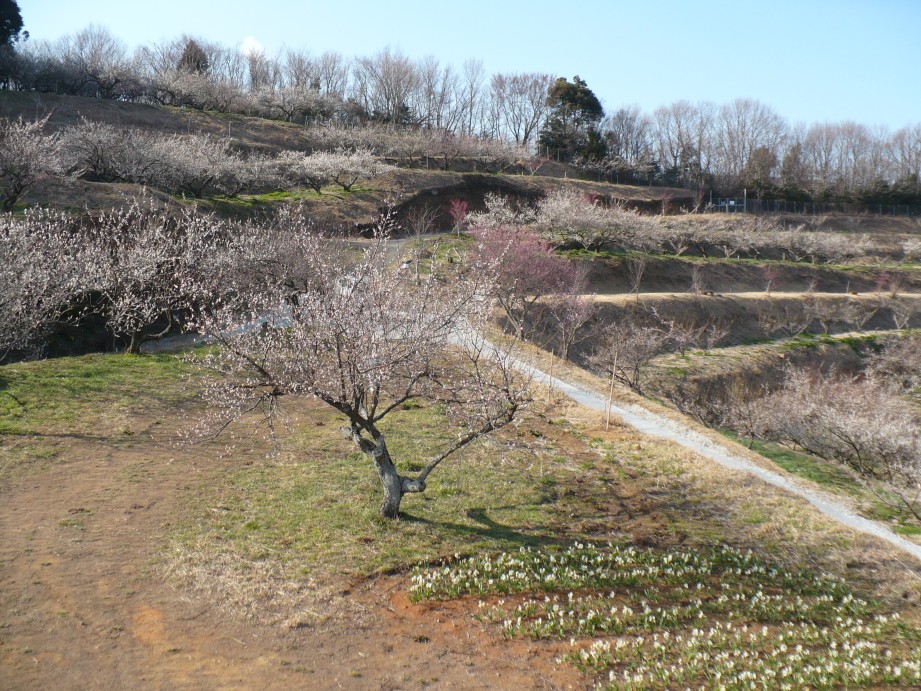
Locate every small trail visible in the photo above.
<box><xmin>520</xmin><ymin>359</ymin><xmax>921</xmax><ymax>564</ymax></box>
<box><xmin>589</xmin><ymin>290</ymin><xmax>921</xmax><ymax>302</ymax></box>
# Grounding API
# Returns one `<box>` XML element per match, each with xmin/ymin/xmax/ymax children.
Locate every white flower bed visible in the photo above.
<box><xmin>410</xmin><ymin>543</ymin><xmax>921</xmax><ymax>689</ymax></box>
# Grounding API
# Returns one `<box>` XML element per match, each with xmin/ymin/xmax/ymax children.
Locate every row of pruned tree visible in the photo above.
<box><xmin>588</xmin><ymin>295</ymin><xmax>918</xmax><ymax>402</ymax></box>
<box><xmin>466</xmin><ymin>189</ymin><xmax>913</xmax><ymax>264</ymax></box>
<box><xmin>679</xmin><ymin>337</ymin><xmax>921</xmax><ymax>521</ymax></box>
<box><xmin>300</xmin><ymin>122</ymin><xmax>524</xmax><ymax>171</ymax></box>
<box><xmin>0</xmin><ymin>113</ymin><xmax>530</xmax><ymax>209</ymax></box>
<box><xmin>0</xmin><ymin>115</ymin><xmax>399</xmax><ymax>208</ymax></box>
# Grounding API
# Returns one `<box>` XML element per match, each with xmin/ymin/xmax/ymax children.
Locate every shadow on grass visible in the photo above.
<box><xmin>399</xmin><ymin>506</ymin><xmax>562</xmax><ymax>550</ymax></box>
<box><xmin>0</xmin><ymin>428</ymin><xmax>128</xmax><ymax>443</ymax></box>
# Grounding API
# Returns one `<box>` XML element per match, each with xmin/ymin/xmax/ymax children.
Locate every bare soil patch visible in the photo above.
<box><xmin>0</xmin><ymin>412</ymin><xmax>587</xmax><ymax>689</ymax></box>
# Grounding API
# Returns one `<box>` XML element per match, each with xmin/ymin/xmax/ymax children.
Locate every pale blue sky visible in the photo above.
<box><xmin>16</xmin><ymin>0</ymin><xmax>921</xmax><ymax>130</ymax></box>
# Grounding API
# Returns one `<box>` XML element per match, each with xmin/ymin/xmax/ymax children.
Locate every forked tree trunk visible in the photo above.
<box><xmin>351</xmin><ymin>430</ymin><xmax>423</xmax><ymax>519</ymax></box>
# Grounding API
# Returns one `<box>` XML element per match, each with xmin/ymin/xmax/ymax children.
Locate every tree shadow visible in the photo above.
<box><xmin>399</xmin><ymin>506</ymin><xmax>562</xmax><ymax>550</ymax></box>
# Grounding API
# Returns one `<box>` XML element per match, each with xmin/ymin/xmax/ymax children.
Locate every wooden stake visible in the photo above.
<box><xmin>548</xmin><ymin>350</ymin><xmax>554</xmax><ymax>403</ymax></box>
<box><xmin>605</xmin><ymin>352</ymin><xmax>618</xmax><ymax>432</ymax></box>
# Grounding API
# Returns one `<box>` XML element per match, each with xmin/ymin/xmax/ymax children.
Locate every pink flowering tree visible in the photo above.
<box><xmin>448</xmin><ymin>198</ymin><xmax>469</xmax><ymax>235</ymax></box>
<box><xmin>469</xmin><ymin>226</ymin><xmax>590</xmax><ymax>345</ymax></box>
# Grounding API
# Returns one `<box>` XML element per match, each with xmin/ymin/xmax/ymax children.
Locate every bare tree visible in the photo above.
<box><xmin>282</xmin><ymin>48</ymin><xmax>316</xmax><ymax>89</ymax></box>
<box><xmin>714</xmin><ymin>98</ymin><xmax>787</xmax><ymax>188</ymax></box>
<box><xmin>490</xmin><ymin>72</ymin><xmax>554</xmax><ymax>148</ymax></box>
<box><xmin>545</xmin><ymin>292</ymin><xmax>596</xmax><ymax>361</ymax></box>
<box><xmin>806</xmin><ymin>296</ymin><xmax>838</xmax><ymax>334</ymax></box>
<box><xmin>602</xmin><ymin>105</ymin><xmax>655</xmax><ymax>175</ymax></box>
<box><xmin>689</xmin><ymin>263</ymin><xmax>705</xmax><ymax>295</ymax></box>
<box><xmin>315</xmin><ymin>50</ymin><xmax>349</xmax><ymax>97</ymax></box>
<box><xmin>64</xmin><ymin>24</ymin><xmax>133</xmax><ymax>98</ymax></box>
<box><xmin>757</xmin><ymin>301</ymin><xmax>812</xmax><ymax>339</ymax></box>
<box><xmin>664</xmin><ymin>318</ymin><xmax>709</xmax><ymax>357</ymax></box>
<box><xmin>413</xmin><ymin>55</ymin><xmax>460</xmax><ymax>131</ymax></box>
<box><xmin>458</xmin><ymin>58</ymin><xmax>485</xmax><ymax>136</ymax></box>
<box><xmin>888</xmin><ymin>297</ymin><xmax>916</xmax><ymax>330</ymax></box>
<box><xmin>352</xmin><ymin>47</ymin><xmax>419</xmax><ymax>124</ymax></box>
<box><xmin>840</xmin><ymin>298</ymin><xmax>877</xmax><ymax>331</ymax></box>
<box><xmin>404</xmin><ymin>204</ymin><xmax>439</xmax><ymax>282</ymax></box>
<box><xmin>192</xmin><ymin>214</ymin><xmax>530</xmax><ymax>519</ymax></box>
<box><xmin>626</xmin><ymin>255</ymin><xmax>647</xmax><ymax>301</ymax></box>
<box><xmin>590</xmin><ymin>316</ymin><xmax>670</xmax><ymax>393</ymax></box>
<box><xmin>708</xmin><ymin>380</ymin><xmax>772</xmax><ymax>448</ymax></box>
<box><xmin>703</xmin><ymin>320</ymin><xmax>730</xmax><ymax>351</ymax></box>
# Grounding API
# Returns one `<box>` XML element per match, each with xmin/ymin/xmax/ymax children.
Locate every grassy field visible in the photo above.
<box><xmin>4</xmin><ymin>340</ymin><xmax>921</xmax><ymax>686</ymax></box>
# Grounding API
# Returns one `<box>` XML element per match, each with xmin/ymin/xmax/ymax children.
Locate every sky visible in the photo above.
<box><xmin>16</xmin><ymin>0</ymin><xmax>921</xmax><ymax>130</ymax></box>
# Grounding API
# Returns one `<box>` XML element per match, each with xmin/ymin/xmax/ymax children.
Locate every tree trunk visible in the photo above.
<box><xmin>375</xmin><ymin>451</ymin><xmax>404</xmax><ymax>519</ymax></box>
<box><xmin>360</xmin><ymin>433</ymin><xmax>404</xmax><ymax>519</ymax></box>
<box><xmin>344</xmin><ymin>425</ymin><xmax>430</xmax><ymax>519</ymax></box>
<box><xmin>127</xmin><ymin>330</ymin><xmax>143</xmax><ymax>355</ymax></box>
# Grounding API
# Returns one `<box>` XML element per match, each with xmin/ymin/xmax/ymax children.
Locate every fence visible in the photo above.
<box><xmin>708</xmin><ymin>197</ymin><xmax>921</xmax><ymax>217</ymax></box>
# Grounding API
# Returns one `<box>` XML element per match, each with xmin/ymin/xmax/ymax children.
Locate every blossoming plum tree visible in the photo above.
<box><xmin>194</xmin><ymin>212</ymin><xmax>530</xmax><ymax>518</ymax></box>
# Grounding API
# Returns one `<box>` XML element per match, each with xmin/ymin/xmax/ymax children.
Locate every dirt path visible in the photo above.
<box><xmin>521</xmin><ymin>359</ymin><xmax>921</xmax><ymax>564</ymax></box>
<box><xmin>590</xmin><ymin>290</ymin><xmax>921</xmax><ymax>301</ymax></box>
<box><xmin>0</xmin><ymin>423</ymin><xmax>575</xmax><ymax>690</ymax></box>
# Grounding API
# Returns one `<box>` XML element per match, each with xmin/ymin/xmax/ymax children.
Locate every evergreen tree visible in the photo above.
<box><xmin>537</xmin><ymin>76</ymin><xmax>605</xmax><ymax>162</ymax></box>
<box><xmin>0</xmin><ymin>0</ymin><xmax>23</xmax><ymax>47</ymax></box>
<box><xmin>0</xmin><ymin>0</ymin><xmax>24</xmax><ymax>89</ymax></box>
<box><xmin>178</xmin><ymin>38</ymin><xmax>209</xmax><ymax>74</ymax></box>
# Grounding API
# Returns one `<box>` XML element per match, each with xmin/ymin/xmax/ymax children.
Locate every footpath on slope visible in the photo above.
<box><xmin>517</xmin><ymin>356</ymin><xmax>921</xmax><ymax>564</ymax></box>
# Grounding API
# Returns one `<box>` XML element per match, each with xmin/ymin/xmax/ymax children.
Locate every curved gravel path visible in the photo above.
<box><xmin>523</xmin><ymin>361</ymin><xmax>921</xmax><ymax>564</ymax></box>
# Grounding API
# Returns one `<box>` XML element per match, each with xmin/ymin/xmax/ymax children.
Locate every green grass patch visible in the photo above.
<box><xmin>171</xmin><ymin>401</ymin><xmax>584</xmax><ymax>596</ymax></box>
<box><xmin>720</xmin><ymin>431</ymin><xmax>921</xmax><ymax>537</ymax></box>
<box><xmin>781</xmin><ymin>331</ymin><xmax>883</xmax><ymax>352</ymax></box>
<box><xmin>720</xmin><ymin>431</ymin><xmax>861</xmax><ymax>495</ymax></box>
<box><xmin>0</xmin><ymin>352</ymin><xmax>201</xmax><ymax>437</ymax></box>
